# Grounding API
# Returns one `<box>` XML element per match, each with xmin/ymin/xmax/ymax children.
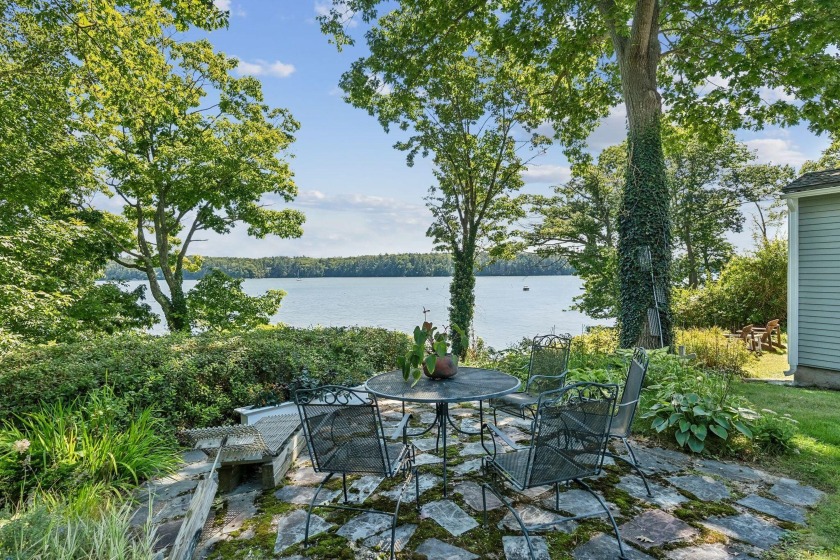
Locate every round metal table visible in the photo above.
<box><xmin>366</xmin><ymin>367</ymin><xmax>520</xmax><ymax>496</ymax></box>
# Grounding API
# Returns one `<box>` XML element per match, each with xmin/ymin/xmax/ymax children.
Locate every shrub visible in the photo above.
<box><xmin>675</xmin><ymin>328</ymin><xmax>753</xmax><ymax>375</ymax></box>
<box><xmin>0</xmin><ymin>386</ymin><xmax>179</xmax><ymax>508</ymax></box>
<box><xmin>0</xmin><ymin>326</ymin><xmax>411</xmax><ymax>431</ymax></box>
<box><xmin>673</xmin><ymin>239</ymin><xmax>787</xmax><ymax>330</ymax></box>
<box><xmin>752</xmin><ymin>410</ymin><xmax>799</xmax><ymax>455</ymax></box>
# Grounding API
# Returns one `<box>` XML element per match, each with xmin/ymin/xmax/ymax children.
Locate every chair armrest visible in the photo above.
<box><xmin>390</xmin><ymin>413</ymin><xmax>411</xmax><ymax>441</ymax></box>
<box><xmin>485</xmin><ymin>422</ymin><xmax>522</xmax><ymax>450</ymax></box>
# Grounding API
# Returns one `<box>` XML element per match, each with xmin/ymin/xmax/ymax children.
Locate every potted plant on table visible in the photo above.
<box><xmin>398</xmin><ymin>321</ymin><xmax>468</xmax><ymax>385</ymax></box>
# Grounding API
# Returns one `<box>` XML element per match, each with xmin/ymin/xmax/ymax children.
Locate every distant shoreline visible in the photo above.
<box><xmin>103</xmin><ymin>252</ymin><xmax>574</xmax><ymax>281</ymax></box>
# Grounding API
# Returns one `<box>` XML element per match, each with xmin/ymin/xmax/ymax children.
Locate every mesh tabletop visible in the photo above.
<box><xmin>366</xmin><ymin>367</ymin><xmax>520</xmax><ymax>404</ymax></box>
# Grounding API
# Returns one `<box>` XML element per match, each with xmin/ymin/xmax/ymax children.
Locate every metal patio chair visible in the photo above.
<box><xmin>605</xmin><ymin>347</ymin><xmax>652</xmax><ymax>496</ymax></box>
<box><xmin>294</xmin><ymin>385</ymin><xmax>418</xmax><ymax>559</ymax></box>
<box><xmin>489</xmin><ymin>333</ymin><xmax>572</xmax><ymax>423</ymax></box>
<box><xmin>480</xmin><ymin>382</ymin><xmax>626</xmax><ymax>560</ymax></box>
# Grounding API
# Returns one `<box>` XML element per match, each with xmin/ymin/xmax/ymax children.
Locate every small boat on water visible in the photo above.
<box><xmin>522</xmin><ymin>285</ymin><xmax>530</xmax><ymax>291</ymax></box>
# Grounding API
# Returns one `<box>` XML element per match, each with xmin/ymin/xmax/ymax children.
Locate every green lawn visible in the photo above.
<box><xmin>734</xmin><ymin>382</ymin><xmax>840</xmax><ymax>559</ymax></box>
<box><xmin>743</xmin><ymin>348</ymin><xmax>790</xmax><ymax>380</ymax></box>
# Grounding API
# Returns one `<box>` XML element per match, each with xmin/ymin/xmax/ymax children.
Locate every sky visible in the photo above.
<box><xmin>102</xmin><ymin>1</ymin><xmax>833</xmax><ymax>258</ymax></box>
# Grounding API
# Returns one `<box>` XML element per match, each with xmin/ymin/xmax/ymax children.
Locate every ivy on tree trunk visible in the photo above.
<box><xmin>449</xmin><ymin>245</ymin><xmax>476</xmax><ymax>358</ymax></box>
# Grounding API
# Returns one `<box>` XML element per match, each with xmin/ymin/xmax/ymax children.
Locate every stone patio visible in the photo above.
<box><xmin>138</xmin><ymin>400</ymin><xmax>826</xmax><ymax>559</ymax></box>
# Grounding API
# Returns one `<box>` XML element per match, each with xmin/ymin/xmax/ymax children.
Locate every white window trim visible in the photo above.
<box><xmin>785</xmin><ymin>197</ymin><xmax>798</xmax><ymax>375</ymax></box>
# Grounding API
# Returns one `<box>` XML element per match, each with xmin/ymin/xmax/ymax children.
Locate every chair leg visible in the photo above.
<box><xmin>577</xmin><ymin>479</ymin><xmax>628</xmax><ymax>560</ymax></box>
<box><xmin>342</xmin><ymin>473</ymin><xmax>349</xmax><ymax>503</ymax></box>
<box><xmin>622</xmin><ymin>437</ymin><xmax>652</xmax><ymax>497</ymax></box>
<box><xmin>305</xmin><ymin>473</ymin><xmax>333</xmax><ymax>549</ymax></box>
<box><xmin>482</xmin><ymin>482</ymin><xmax>537</xmax><ymax>560</ymax></box>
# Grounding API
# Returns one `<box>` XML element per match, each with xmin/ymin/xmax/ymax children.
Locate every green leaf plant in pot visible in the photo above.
<box><xmin>398</xmin><ymin>321</ymin><xmax>467</xmax><ymax>386</ymax></box>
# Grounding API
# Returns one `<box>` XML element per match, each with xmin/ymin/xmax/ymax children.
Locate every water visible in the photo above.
<box><xmin>117</xmin><ymin>276</ymin><xmax>612</xmax><ymax>349</ymax></box>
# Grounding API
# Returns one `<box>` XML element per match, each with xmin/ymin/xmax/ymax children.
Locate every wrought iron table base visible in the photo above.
<box><xmin>404</xmin><ymin>401</ymin><xmax>483</xmax><ymax>497</ymax></box>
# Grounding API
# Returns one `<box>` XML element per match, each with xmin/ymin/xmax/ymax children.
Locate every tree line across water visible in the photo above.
<box><xmin>104</xmin><ymin>253</ymin><xmax>573</xmax><ymax>281</ymax></box>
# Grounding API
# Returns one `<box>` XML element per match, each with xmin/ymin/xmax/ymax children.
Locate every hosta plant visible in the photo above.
<box><xmin>643</xmin><ymin>392</ymin><xmax>757</xmax><ymax>453</ymax></box>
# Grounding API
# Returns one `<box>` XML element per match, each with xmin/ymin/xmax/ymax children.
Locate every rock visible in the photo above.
<box><xmin>544</xmin><ymin>488</ymin><xmax>619</xmax><ymax>518</ymax></box>
<box><xmin>139</xmin><ymin>478</ymin><xmax>199</xmax><ymax>503</ymax></box>
<box><xmin>498</xmin><ymin>504</ymin><xmax>577</xmax><ymax>533</ymax></box>
<box><xmin>346</xmin><ymin>475</ymin><xmax>385</xmax><ymax>504</ymax></box>
<box><xmin>151</xmin><ymin>518</ymin><xmax>183</xmax><ymax>553</ymax></box>
<box><xmin>665</xmin><ymin>543</ymin><xmax>759</xmax><ymax>560</ymax></box>
<box><xmin>453</xmin><ymin>458</ymin><xmax>483</xmax><ymax>475</ymax></box>
<box><xmin>736</xmin><ymin>494</ymin><xmax>806</xmax><ymax>525</ymax></box>
<box><xmin>421</xmin><ymin>499</ymin><xmax>479</xmax><ymax>536</ymax></box>
<box><xmin>362</xmin><ymin>523</ymin><xmax>417</xmax><ymax>553</ymax></box>
<box><xmin>415</xmin><ymin>538</ymin><xmax>478</xmax><ymax>560</ymax></box>
<box><xmin>573</xmin><ymin>533</ymin><xmax>654</xmax><ymax>560</ymax></box>
<box><xmin>288</xmin><ymin>466</ymin><xmax>326</xmax><ymax>486</ymax></box>
<box><xmin>769</xmin><ymin>480</ymin><xmax>826</xmax><ymax>508</ymax></box>
<box><xmin>380</xmin><ymin>473</ymin><xmax>441</xmax><ymax>503</ymax></box>
<box><xmin>701</xmin><ymin>514</ymin><xmax>786</xmax><ymax>549</ymax></box>
<box><xmin>459</xmin><ymin>441</ymin><xmax>490</xmax><ymax>456</ymax></box>
<box><xmin>336</xmin><ymin>512</ymin><xmax>395</xmax><ymax>542</ymax></box>
<box><xmin>460</xmin><ymin>418</ymin><xmax>480</xmax><ymax>433</ymax></box>
<box><xmin>274</xmin><ymin>484</ymin><xmax>339</xmax><ymax>506</ymax></box>
<box><xmin>181</xmin><ymin>449</ymin><xmax>209</xmax><ymax>464</ymax></box>
<box><xmin>617</xmin><ymin>446</ymin><xmax>682</xmax><ymax>474</ymax></box>
<box><xmin>696</xmin><ymin>459</ymin><xmax>774</xmax><ymax>484</ymax></box>
<box><xmin>273</xmin><ymin>509</ymin><xmax>333</xmax><ymax>554</ymax></box>
<box><xmin>412</xmin><ymin>438</ymin><xmax>440</xmax><ymax>452</ymax></box>
<box><xmin>617</xmin><ymin>475</ymin><xmax>688</xmax><ymax>510</ymax></box>
<box><xmin>503</xmin><ymin>535</ymin><xmax>550</xmax><ymax>560</ymax></box>
<box><xmin>619</xmin><ymin>510</ymin><xmax>699</xmax><ymax>549</ymax></box>
<box><xmin>666</xmin><ymin>475</ymin><xmax>731</xmax><ymax>502</ymax></box>
<box><xmin>413</xmin><ymin>453</ymin><xmax>443</xmax><ymax>466</ymax></box>
<box><xmin>455</xmin><ymin>481</ymin><xmax>503</xmax><ymax>512</ymax></box>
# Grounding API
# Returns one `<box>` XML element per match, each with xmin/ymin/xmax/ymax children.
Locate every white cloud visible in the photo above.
<box><xmin>744</xmin><ymin>138</ymin><xmax>809</xmax><ymax>167</ymax></box>
<box><xmin>314</xmin><ymin>1</ymin><xmax>358</xmax><ymax>28</ymax></box>
<box><xmin>295</xmin><ymin>190</ymin><xmax>426</xmax><ymax>216</ymax></box>
<box><xmin>587</xmin><ymin>105</ymin><xmax>627</xmax><ymax>151</ymax></box>
<box><xmin>234</xmin><ymin>59</ymin><xmax>296</xmax><ymax>78</ymax></box>
<box><xmin>521</xmin><ymin>164</ymin><xmax>571</xmax><ymax>184</ymax></box>
<box><xmin>213</xmin><ymin>0</ymin><xmax>230</xmax><ymax>10</ymax></box>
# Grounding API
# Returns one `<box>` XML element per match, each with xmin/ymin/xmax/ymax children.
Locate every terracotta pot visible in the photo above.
<box><xmin>422</xmin><ymin>354</ymin><xmax>459</xmax><ymax>380</ymax></box>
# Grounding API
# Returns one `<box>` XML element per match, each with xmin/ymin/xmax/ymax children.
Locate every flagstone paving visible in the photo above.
<box><xmin>140</xmin><ymin>400</ymin><xmax>827</xmax><ymax>559</ymax></box>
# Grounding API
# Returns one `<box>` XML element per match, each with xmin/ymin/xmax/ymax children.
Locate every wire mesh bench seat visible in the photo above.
<box><xmin>183</xmin><ymin>414</ymin><xmax>305</xmax><ymax>491</ymax></box>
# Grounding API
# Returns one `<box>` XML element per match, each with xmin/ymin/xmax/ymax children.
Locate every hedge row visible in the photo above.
<box><xmin>0</xmin><ymin>326</ymin><xmax>411</xmax><ymax>430</ymax></box>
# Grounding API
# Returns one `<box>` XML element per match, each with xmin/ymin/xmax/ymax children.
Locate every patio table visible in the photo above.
<box><xmin>366</xmin><ymin>367</ymin><xmax>520</xmax><ymax>496</ymax></box>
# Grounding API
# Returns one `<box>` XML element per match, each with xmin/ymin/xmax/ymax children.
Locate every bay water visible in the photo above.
<box><xmin>118</xmin><ymin>275</ymin><xmax>611</xmax><ymax>349</ymax></box>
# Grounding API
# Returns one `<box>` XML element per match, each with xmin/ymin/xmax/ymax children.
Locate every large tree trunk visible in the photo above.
<box><xmin>166</xmin><ymin>271</ymin><xmax>190</xmax><ymax>332</ymax></box>
<box><xmin>614</xmin><ymin>0</ymin><xmax>673</xmax><ymax>349</ymax></box>
<box><xmin>448</xmin><ymin>244</ymin><xmax>476</xmax><ymax>358</ymax></box>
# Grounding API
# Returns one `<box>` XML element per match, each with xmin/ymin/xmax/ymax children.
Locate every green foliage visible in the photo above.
<box><xmin>752</xmin><ymin>410</ymin><xmax>799</xmax><ymax>455</ymax></box>
<box><xmin>0</xmin><ymin>386</ymin><xmax>179</xmax><ymax>508</ymax></box>
<box><xmin>673</xmin><ymin>239</ymin><xmax>788</xmax><ymax>330</ymax></box>
<box><xmin>0</xmin><ymin>500</ymin><xmax>158</xmax><ymax>559</ymax></box>
<box><xmin>398</xmin><ymin>322</ymin><xmax>467</xmax><ymax>385</ymax></box>
<box><xmin>187</xmin><ymin>270</ymin><xmax>285</xmax><ymax>332</ymax></box>
<box><xmin>0</xmin><ymin>217</ymin><xmax>155</xmax><ymax>343</ymax></box>
<box><xmin>618</xmin><ymin>125</ymin><xmax>673</xmax><ymax>348</ymax></box>
<box><xmin>104</xmin><ymin>252</ymin><xmax>574</xmax><ymax>280</ymax></box>
<box><xmin>529</xmin><ymin>145</ymin><xmax>624</xmax><ymax>319</ymax></box>
<box><xmin>675</xmin><ymin>328</ymin><xmax>753</xmax><ymax>375</ymax></box>
<box><xmin>643</xmin><ymin>392</ymin><xmax>757</xmax><ymax>453</ymax></box>
<box><xmin>0</xmin><ymin>326</ymin><xmax>411</xmax><ymax>431</ymax></box>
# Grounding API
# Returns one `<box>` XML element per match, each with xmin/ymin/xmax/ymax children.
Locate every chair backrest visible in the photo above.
<box><xmin>295</xmin><ymin>385</ymin><xmax>391</xmax><ymax>475</ymax></box>
<box><xmin>528</xmin><ymin>333</ymin><xmax>572</xmax><ymax>380</ymax></box>
<box><xmin>525</xmin><ymin>382</ymin><xmax>618</xmax><ymax>488</ymax></box>
<box><xmin>610</xmin><ymin>347</ymin><xmax>650</xmax><ymax>438</ymax></box>
<box><xmin>739</xmin><ymin>325</ymin><xmax>753</xmax><ymax>340</ymax></box>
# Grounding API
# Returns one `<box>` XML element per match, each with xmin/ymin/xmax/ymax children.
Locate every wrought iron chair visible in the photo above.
<box><xmin>295</xmin><ymin>385</ymin><xmax>418</xmax><ymax>559</ymax></box>
<box><xmin>480</xmin><ymin>382</ymin><xmax>627</xmax><ymax>560</ymax></box>
<box><xmin>605</xmin><ymin>347</ymin><xmax>652</xmax><ymax>496</ymax></box>
<box><xmin>489</xmin><ymin>333</ymin><xmax>572</xmax><ymax>423</ymax></box>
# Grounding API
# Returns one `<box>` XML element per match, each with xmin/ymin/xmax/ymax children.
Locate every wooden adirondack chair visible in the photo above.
<box><xmin>752</xmin><ymin>319</ymin><xmax>783</xmax><ymax>350</ymax></box>
<box><xmin>725</xmin><ymin>324</ymin><xmax>758</xmax><ymax>352</ymax></box>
